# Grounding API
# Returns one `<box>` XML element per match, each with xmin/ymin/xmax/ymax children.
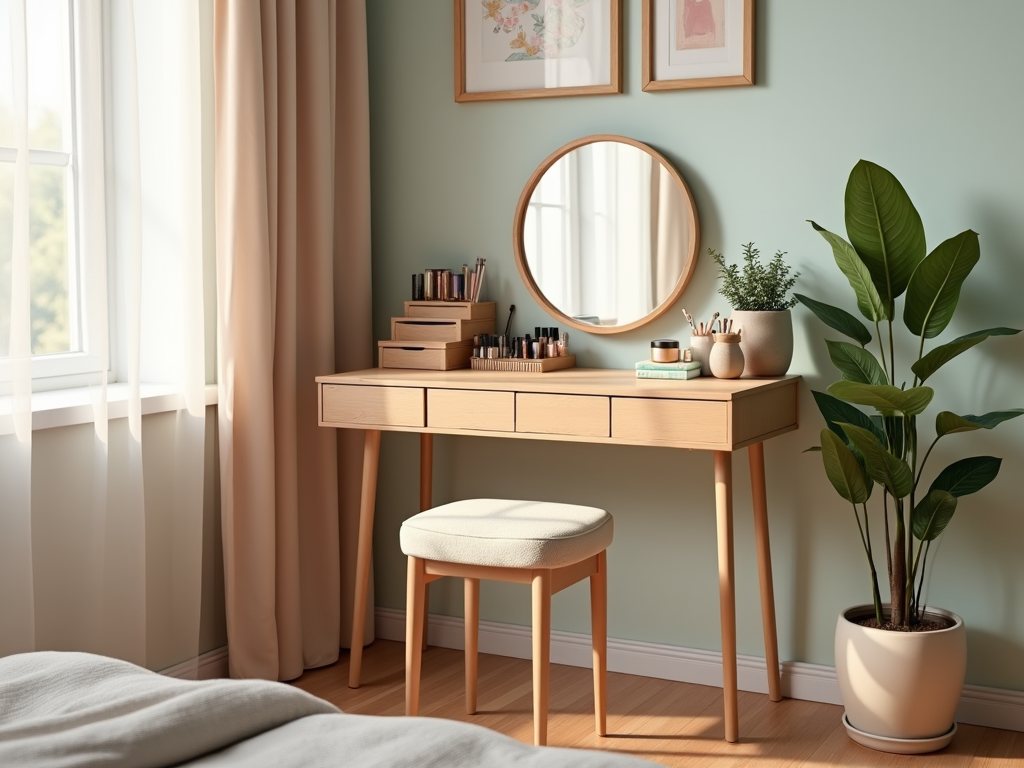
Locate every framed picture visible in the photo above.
<box><xmin>642</xmin><ymin>0</ymin><xmax>753</xmax><ymax>91</ymax></box>
<box><xmin>455</xmin><ymin>0</ymin><xmax>621</xmax><ymax>102</ymax></box>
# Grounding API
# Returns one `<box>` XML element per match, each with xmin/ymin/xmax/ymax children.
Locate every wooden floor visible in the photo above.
<box><xmin>292</xmin><ymin>639</ymin><xmax>1023</xmax><ymax>767</ymax></box>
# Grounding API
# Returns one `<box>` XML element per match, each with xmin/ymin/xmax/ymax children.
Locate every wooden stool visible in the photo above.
<box><xmin>400</xmin><ymin>498</ymin><xmax>613</xmax><ymax>746</ymax></box>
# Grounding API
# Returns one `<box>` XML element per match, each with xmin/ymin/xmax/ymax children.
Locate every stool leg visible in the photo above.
<box><xmin>464</xmin><ymin>578</ymin><xmax>480</xmax><ymax>714</ymax></box>
<box><xmin>532</xmin><ymin>571</ymin><xmax>552</xmax><ymax>747</ymax></box>
<box><xmin>406</xmin><ymin>557</ymin><xmax>426</xmax><ymax>716</ymax></box>
<box><xmin>590</xmin><ymin>550</ymin><xmax>608</xmax><ymax>736</ymax></box>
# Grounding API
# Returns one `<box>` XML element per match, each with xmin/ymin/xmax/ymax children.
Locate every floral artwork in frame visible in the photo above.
<box><xmin>456</xmin><ymin>0</ymin><xmax>622</xmax><ymax>102</ymax></box>
<box><xmin>642</xmin><ymin>0</ymin><xmax>753</xmax><ymax>91</ymax></box>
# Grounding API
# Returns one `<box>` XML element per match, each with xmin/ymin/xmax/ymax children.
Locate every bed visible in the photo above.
<box><xmin>0</xmin><ymin>651</ymin><xmax>654</xmax><ymax>767</ymax></box>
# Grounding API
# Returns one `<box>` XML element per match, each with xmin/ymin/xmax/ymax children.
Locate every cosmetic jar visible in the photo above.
<box><xmin>650</xmin><ymin>339</ymin><xmax>681</xmax><ymax>363</ymax></box>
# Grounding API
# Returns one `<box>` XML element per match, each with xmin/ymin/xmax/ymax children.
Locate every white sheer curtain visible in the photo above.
<box><xmin>0</xmin><ymin>0</ymin><xmax>208</xmax><ymax>671</ymax></box>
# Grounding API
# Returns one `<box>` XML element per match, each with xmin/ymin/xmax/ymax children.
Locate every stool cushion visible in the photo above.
<box><xmin>400</xmin><ymin>499</ymin><xmax>613</xmax><ymax>569</ymax></box>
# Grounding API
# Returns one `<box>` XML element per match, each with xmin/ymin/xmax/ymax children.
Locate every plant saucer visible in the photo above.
<box><xmin>842</xmin><ymin>714</ymin><xmax>956</xmax><ymax>755</ymax></box>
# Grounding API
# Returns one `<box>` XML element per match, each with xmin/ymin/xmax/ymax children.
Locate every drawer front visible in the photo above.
<box><xmin>392</xmin><ymin>319</ymin><xmax>460</xmax><ymax>342</ymax></box>
<box><xmin>379</xmin><ymin>345</ymin><xmax>472</xmax><ymax>371</ymax></box>
<box><xmin>427</xmin><ymin>388</ymin><xmax>514</xmax><ymax>432</ymax></box>
<box><xmin>612</xmin><ymin>397</ymin><xmax>728</xmax><ymax>445</ymax></box>
<box><xmin>321</xmin><ymin>385</ymin><xmax>424</xmax><ymax>427</ymax></box>
<box><xmin>516</xmin><ymin>393</ymin><xmax>609</xmax><ymax>438</ymax></box>
<box><xmin>391</xmin><ymin>317</ymin><xmax>494</xmax><ymax>342</ymax></box>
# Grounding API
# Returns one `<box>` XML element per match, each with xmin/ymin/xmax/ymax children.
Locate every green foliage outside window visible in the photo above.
<box><xmin>0</xmin><ymin>107</ymin><xmax>71</xmax><ymax>358</ymax></box>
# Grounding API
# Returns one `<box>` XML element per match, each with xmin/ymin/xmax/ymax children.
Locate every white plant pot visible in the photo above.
<box><xmin>730</xmin><ymin>309</ymin><xmax>793</xmax><ymax>376</ymax></box>
<box><xmin>835</xmin><ymin>604</ymin><xmax>966</xmax><ymax>753</ymax></box>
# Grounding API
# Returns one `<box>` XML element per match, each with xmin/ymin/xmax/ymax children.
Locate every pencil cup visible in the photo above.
<box><xmin>689</xmin><ymin>335</ymin><xmax>714</xmax><ymax>377</ymax></box>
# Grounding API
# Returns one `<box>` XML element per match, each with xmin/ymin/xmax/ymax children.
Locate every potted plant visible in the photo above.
<box><xmin>709</xmin><ymin>242</ymin><xmax>799</xmax><ymax>376</ymax></box>
<box><xmin>798</xmin><ymin>160</ymin><xmax>1022</xmax><ymax>753</ymax></box>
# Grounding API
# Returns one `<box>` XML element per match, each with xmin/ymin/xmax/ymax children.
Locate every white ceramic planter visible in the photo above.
<box><xmin>730</xmin><ymin>309</ymin><xmax>793</xmax><ymax>376</ymax></box>
<box><xmin>835</xmin><ymin>604</ymin><xmax>966</xmax><ymax>753</ymax></box>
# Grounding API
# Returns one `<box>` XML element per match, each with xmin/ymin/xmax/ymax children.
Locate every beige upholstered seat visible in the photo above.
<box><xmin>401</xmin><ymin>498</ymin><xmax>612</xmax><ymax>747</ymax></box>
<box><xmin>399</xmin><ymin>498</ymin><xmax>613</xmax><ymax>569</ymax></box>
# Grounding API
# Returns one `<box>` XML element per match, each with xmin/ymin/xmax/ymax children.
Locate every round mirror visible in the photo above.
<box><xmin>513</xmin><ymin>135</ymin><xmax>699</xmax><ymax>334</ymax></box>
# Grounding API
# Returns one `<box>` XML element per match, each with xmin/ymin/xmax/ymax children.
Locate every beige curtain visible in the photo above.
<box><xmin>214</xmin><ymin>0</ymin><xmax>372</xmax><ymax>681</ymax></box>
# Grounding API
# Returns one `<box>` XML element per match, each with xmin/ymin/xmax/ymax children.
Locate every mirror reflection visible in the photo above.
<box><xmin>515</xmin><ymin>137</ymin><xmax>698</xmax><ymax>333</ymax></box>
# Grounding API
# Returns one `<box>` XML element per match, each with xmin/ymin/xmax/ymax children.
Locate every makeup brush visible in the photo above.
<box><xmin>503</xmin><ymin>304</ymin><xmax>515</xmax><ymax>339</ymax></box>
<box><xmin>682</xmin><ymin>309</ymin><xmax>695</xmax><ymax>332</ymax></box>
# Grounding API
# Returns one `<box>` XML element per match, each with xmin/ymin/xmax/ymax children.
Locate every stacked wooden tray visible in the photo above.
<box><xmin>378</xmin><ymin>301</ymin><xmax>495</xmax><ymax>371</ymax></box>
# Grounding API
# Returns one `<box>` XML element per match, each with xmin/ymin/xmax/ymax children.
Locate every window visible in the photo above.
<box><xmin>1</xmin><ymin>0</ymin><xmax>107</xmax><ymax>390</ymax></box>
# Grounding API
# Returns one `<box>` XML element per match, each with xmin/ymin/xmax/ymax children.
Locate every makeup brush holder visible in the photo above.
<box><xmin>709</xmin><ymin>333</ymin><xmax>744</xmax><ymax>379</ymax></box>
<box><xmin>689</xmin><ymin>334</ymin><xmax>714</xmax><ymax>377</ymax></box>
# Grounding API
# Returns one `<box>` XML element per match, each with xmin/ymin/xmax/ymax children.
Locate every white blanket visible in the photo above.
<box><xmin>0</xmin><ymin>651</ymin><xmax>653</xmax><ymax>767</ymax></box>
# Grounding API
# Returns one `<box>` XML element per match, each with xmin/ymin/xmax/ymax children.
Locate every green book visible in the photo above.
<box><xmin>635</xmin><ymin>359</ymin><xmax>701</xmax><ymax>372</ymax></box>
<box><xmin>636</xmin><ymin>368</ymin><xmax>701</xmax><ymax>380</ymax></box>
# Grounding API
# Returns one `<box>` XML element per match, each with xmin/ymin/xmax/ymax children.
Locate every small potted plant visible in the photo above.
<box><xmin>798</xmin><ymin>160</ymin><xmax>1022</xmax><ymax>753</ymax></box>
<box><xmin>709</xmin><ymin>242</ymin><xmax>799</xmax><ymax>376</ymax></box>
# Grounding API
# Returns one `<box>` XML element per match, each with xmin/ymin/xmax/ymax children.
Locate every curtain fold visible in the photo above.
<box><xmin>214</xmin><ymin>0</ymin><xmax>372</xmax><ymax>681</ymax></box>
<box><xmin>0</xmin><ymin>0</ymin><xmax>35</xmax><ymax>659</ymax></box>
<box><xmin>0</xmin><ymin>0</ymin><xmax>208</xmax><ymax>670</ymax></box>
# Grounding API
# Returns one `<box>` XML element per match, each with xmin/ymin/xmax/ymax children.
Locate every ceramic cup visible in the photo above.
<box><xmin>709</xmin><ymin>333</ymin><xmax>744</xmax><ymax>378</ymax></box>
<box><xmin>689</xmin><ymin>334</ymin><xmax>714</xmax><ymax>376</ymax></box>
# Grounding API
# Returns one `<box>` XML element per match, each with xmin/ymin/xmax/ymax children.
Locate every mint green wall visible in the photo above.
<box><xmin>365</xmin><ymin>1</ymin><xmax>1024</xmax><ymax>691</ymax></box>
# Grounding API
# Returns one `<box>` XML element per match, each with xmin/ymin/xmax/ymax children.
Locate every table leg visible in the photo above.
<box><xmin>349</xmin><ymin>429</ymin><xmax>381</xmax><ymax>689</ymax></box>
<box><xmin>420</xmin><ymin>434</ymin><xmax>433</xmax><ymax>651</ymax></box>
<box><xmin>419</xmin><ymin>433</ymin><xmax>433</xmax><ymax>511</ymax></box>
<box><xmin>714</xmin><ymin>450</ymin><xmax>738</xmax><ymax>743</ymax></box>
<box><xmin>749</xmin><ymin>442</ymin><xmax>782</xmax><ymax>702</ymax></box>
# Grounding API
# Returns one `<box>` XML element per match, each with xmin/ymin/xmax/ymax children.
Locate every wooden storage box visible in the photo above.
<box><xmin>391</xmin><ymin>316</ymin><xmax>494</xmax><ymax>342</ymax></box>
<box><xmin>378</xmin><ymin>339</ymin><xmax>473</xmax><ymax>371</ymax></box>
<box><xmin>403</xmin><ymin>300</ymin><xmax>496</xmax><ymax>320</ymax></box>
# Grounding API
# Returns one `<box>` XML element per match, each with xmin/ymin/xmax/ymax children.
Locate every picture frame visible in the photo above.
<box><xmin>455</xmin><ymin>0</ymin><xmax>622</xmax><ymax>103</ymax></box>
<box><xmin>642</xmin><ymin>0</ymin><xmax>753</xmax><ymax>92</ymax></box>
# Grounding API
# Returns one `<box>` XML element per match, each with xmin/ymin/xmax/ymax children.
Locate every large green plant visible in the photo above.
<box><xmin>799</xmin><ymin>160</ymin><xmax>1023</xmax><ymax>629</ymax></box>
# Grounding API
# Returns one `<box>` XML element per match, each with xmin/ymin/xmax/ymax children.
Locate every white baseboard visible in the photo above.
<box><xmin>159</xmin><ymin>646</ymin><xmax>229</xmax><ymax>680</ymax></box>
<box><xmin>375</xmin><ymin>607</ymin><xmax>1024</xmax><ymax>733</ymax></box>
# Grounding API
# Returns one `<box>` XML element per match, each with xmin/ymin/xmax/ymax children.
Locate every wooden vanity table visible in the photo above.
<box><xmin>317</xmin><ymin>367</ymin><xmax>800</xmax><ymax>743</ymax></box>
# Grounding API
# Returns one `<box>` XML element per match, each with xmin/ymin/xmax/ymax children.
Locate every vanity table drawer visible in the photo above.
<box><xmin>612</xmin><ymin>397</ymin><xmax>728</xmax><ymax>445</ymax></box>
<box><xmin>427</xmin><ymin>388</ymin><xmax>515</xmax><ymax>432</ymax></box>
<box><xmin>516</xmin><ymin>393</ymin><xmax>610</xmax><ymax>437</ymax></box>
<box><xmin>321</xmin><ymin>385</ymin><xmax>424</xmax><ymax>428</ymax></box>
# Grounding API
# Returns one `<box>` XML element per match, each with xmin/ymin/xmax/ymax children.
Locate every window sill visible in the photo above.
<box><xmin>0</xmin><ymin>383</ymin><xmax>218</xmax><ymax>436</ymax></box>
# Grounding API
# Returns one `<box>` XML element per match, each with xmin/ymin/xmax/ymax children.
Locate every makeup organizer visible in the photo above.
<box><xmin>469</xmin><ymin>321</ymin><xmax>575</xmax><ymax>373</ymax></box>
<box><xmin>378</xmin><ymin>300</ymin><xmax>496</xmax><ymax>370</ymax></box>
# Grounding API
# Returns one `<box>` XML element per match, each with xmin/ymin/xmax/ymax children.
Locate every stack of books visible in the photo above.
<box><xmin>635</xmin><ymin>359</ymin><xmax>702</xmax><ymax>380</ymax></box>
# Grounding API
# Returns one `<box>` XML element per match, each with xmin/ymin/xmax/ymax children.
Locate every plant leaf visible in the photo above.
<box><xmin>844</xmin><ymin>160</ymin><xmax>926</xmax><ymax>309</ymax></box>
<box><xmin>911</xmin><ymin>327</ymin><xmax>1021</xmax><ymax>382</ymax></box>
<box><xmin>904</xmin><ymin>230</ymin><xmax>981</xmax><ymax>339</ymax></box>
<box><xmin>803</xmin><ymin>446</ymin><xmax>822</xmax><ymax>453</ymax></box>
<box><xmin>794</xmin><ymin>294</ymin><xmax>872</xmax><ymax>346</ymax></box>
<box><xmin>820</xmin><ymin>429</ymin><xmax>871</xmax><ymax>504</ymax></box>
<box><xmin>826</xmin><ymin>340</ymin><xmax>888</xmax><ymax>385</ymax></box>
<box><xmin>812</xmin><ymin>390</ymin><xmax>885</xmax><ymax>444</ymax></box>
<box><xmin>828</xmin><ymin>381</ymin><xmax>934</xmax><ymax>416</ymax></box>
<box><xmin>936</xmin><ymin>409</ymin><xmax>1024</xmax><ymax>438</ymax></box>
<box><xmin>808</xmin><ymin>222</ymin><xmax>888</xmax><ymax>321</ymax></box>
<box><xmin>929</xmin><ymin>456</ymin><xmax>1002</xmax><ymax>497</ymax></box>
<box><xmin>837</xmin><ymin>422</ymin><xmax>914</xmax><ymax>498</ymax></box>
<box><xmin>888</xmin><ymin>415</ymin><xmax>905</xmax><ymax>456</ymax></box>
<box><xmin>912</xmin><ymin>489</ymin><xmax>958</xmax><ymax>541</ymax></box>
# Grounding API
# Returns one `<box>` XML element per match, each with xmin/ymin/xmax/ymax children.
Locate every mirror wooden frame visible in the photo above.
<box><xmin>512</xmin><ymin>134</ymin><xmax>700</xmax><ymax>334</ymax></box>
